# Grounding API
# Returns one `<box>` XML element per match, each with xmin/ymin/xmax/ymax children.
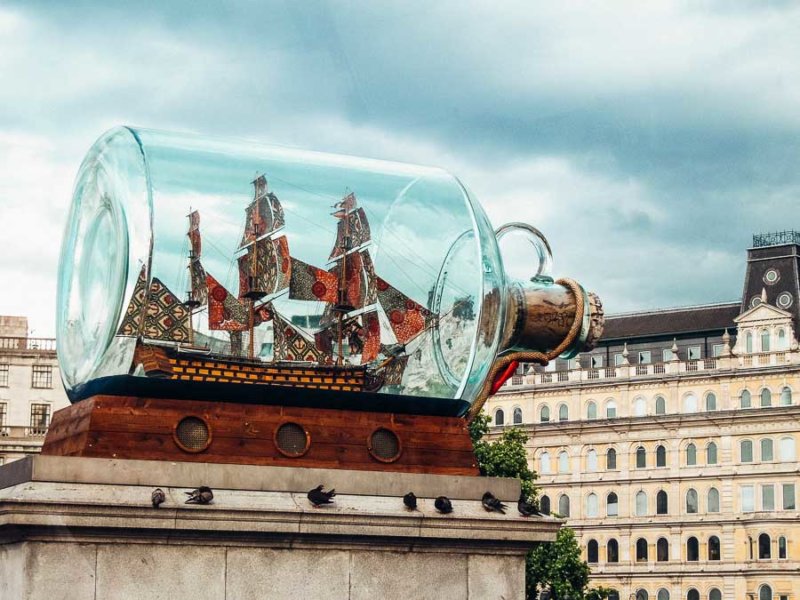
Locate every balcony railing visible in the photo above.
<box><xmin>0</xmin><ymin>337</ymin><xmax>57</xmax><ymax>352</ymax></box>
<box><xmin>0</xmin><ymin>425</ymin><xmax>48</xmax><ymax>437</ymax></box>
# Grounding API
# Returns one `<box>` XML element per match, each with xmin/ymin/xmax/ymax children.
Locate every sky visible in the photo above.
<box><xmin>1</xmin><ymin>1</ymin><xmax>799</xmax><ymax>337</ymax></box>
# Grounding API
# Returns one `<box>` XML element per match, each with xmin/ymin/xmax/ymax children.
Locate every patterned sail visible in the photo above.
<box><xmin>238</xmin><ymin>237</ymin><xmax>277</xmax><ymax>299</ymax></box>
<box><xmin>360</xmin><ymin>310</ymin><xmax>381</xmax><ymax>363</ymax></box>
<box><xmin>188</xmin><ymin>210</ymin><xmax>202</xmax><ymax>257</ymax></box>
<box><xmin>382</xmin><ymin>355</ymin><xmax>409</xmax><ymax>386</ymax></box>
<box><xmin>273</xmin><ymin>313</ymin><xmax>332</xmax><ymax>364</ymax></box>
<box><xmin>376</xmin><ymin>277</ymin><xmax>431</xmax><ymax>344</ymax></box>
<box><xmin>273</xmin><ymin>235</ymin><xmax>291</xmax><ymax>292</ymax></box>
<box><xmin>361</xmin><ymin>249</ymin><xmax>378</xmax><ymax>305</ymax></box>
<box><xmin>207</xmin><ymin>274</ymin><xmax>249</xmax><ymax>331</ymax></box>
<box><xmin>142</xmin><ymin>278</ymin><xmax>191</xmax><ymax>342</ymax></box>
<box><xmin>288</xmin><ymin>257</ymin><xmax>339</xmax><ymax>304</ymax></box>
<box><xmin>269</xmin><ymin>192</ymin><xmax>285</xmax><ymax>231</ymax></box>
<box><xmin>328</xmin><ymin>251</ymin><xmax>364</xmax><ymax>309</ymax></box>
<box><xmin>117</xmin><ymin>266</ymin><xmax>148</xmax><ymax>336</ymax></box>
<box><xmin>189</xmin><ymin>259</ymin><xmax>208</xmax><ymax>305</ymax></box>
<box><xmin>329</xmin><ymin>208</ymin><xmax>371</xmax><ymax>259</ymax></box>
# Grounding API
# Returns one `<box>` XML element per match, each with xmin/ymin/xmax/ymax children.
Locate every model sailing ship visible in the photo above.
<box><xmin>119</xmin><ymin>175</ymin><xmax>431</xmax><ymax>396</ymax></box>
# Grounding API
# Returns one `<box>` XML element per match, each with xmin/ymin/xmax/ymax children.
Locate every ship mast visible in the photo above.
<box><xmin>242</xmin><ymin>203</ymin><xmax>267</xmax><ymax>358</ymax></box>
<box><xmin>334</xmin><ymin>194</ymin><xmax>355</xmax><ymax>365</ymax></box>
<box><xmin>184</xmin><ymin>210</ymin><xmax>202</xmax><ymax>347</ymax></box>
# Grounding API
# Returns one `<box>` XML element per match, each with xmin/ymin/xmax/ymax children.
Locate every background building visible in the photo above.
<box><xmin>488</xmin><ymin>232</ymin><xmax>800</xmax><ymax>600</ymax></box>
<box><xmin>0</xmin><ymin>316</ymin><xmax>69</xmax><ymax>464</ymax></box>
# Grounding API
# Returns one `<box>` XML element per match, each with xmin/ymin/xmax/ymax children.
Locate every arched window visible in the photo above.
<box><xmin>587</xmin><ymin>539</ymin><xmax>598</xmax><ymax>563</ymax></box>
<box><xmin>761</xmin><ymin>438</ymin><xmax>774</xmax><ymax>461</ymax></box>
<box><xmin>759</xmin><ymin>585</ymin><xmax>772</xmax><ymax>600</ymax></box>
<box><xmin>586</xmin><ymin>493</ymin><xmax>598</xmax><ymax>517</ymax></box>
<box><xmin>761</xmin><ymin>329</ymin><xmax>770</xmax><ymax>352</ymax></box>
<box><xmin>683</xmin><ymin>393</ymin><xmax>698</xmax><ymax>413</ymax></box>
<box><xmin>707</xmin><ymin>441</ymin><xmax>718</xmax><ymax>465</ymax></box>
<box><xmin>686</xmin><ymin>489</ymin><xmax>698</xmax><ymax>514</ymax></box>
<box><xmin>606</xmin><ymin>448</ymin><xmax>617</xmax><ymax>470</ymax></box>
<box><xmin>741</xmin><ymin>439</ymin><xmax>754</xmax><ymax>462</ymax></box>
<box><xmin>635</xmin><ymin>538</ymin><xmax>648</xmax><ymax>562</ymax></box>
<box><xmin>607</xmin><ymin>538</ymin><xmax>619</xmax><ymax>563</ymax></box>
<box><xmin>656</xmin><ymin>490</ymin><xmax>668</xmax><ymax>515</ymax></box>
<box><xmin>779</xmin><ymin>535</ymin><xmax>787</xmax><ymax>559</ymax></box>
<box><xmin>606</xmin><ymin>399</ymin><xmax>617</xmax><ymax>419</ymax></box>
<box><xmin>587</xmin><ymin>449</ymin><xmax>598</xmax><ymax>472</ymax></box>
<box><xmin>636</xmin><ymin>591</ymin><xmax>649</xmax><ymax>600</ymax></box>
<box><xmin>758</xmin><ymin>533</ymin><xmax>771</xmax><ymax>559</ymax></box>
<box><xmin>558</xmin><ymin>451</ymin><xmax>569</xmax><ymax>474</ymax></box>
<box><xmin>558</xmin><ymin>494</ymin><xmax>570</xmax><ymax>517</ymax></box>
<box><xmin>656</xmin><ymin>445</ymin><xmax>667</xmax><ymax>467</ymax></box>
<box><xmin>633</xmin><ymin>397</ymin><xmax>646</xmax><ymax>416</ymax></box>
<box><xmin>540</xmin><ymin>495</ymin><xmax>550</xmax><ymax>515</ymax></box>
<box><xmin>657</xmin><ymin>538</ymin><xmax>669</xmax><ymax>562</ymax></box>
<box><xmin>657</xmin><ymin>589</ymin><xmax>670</xmax><ymax>600</ymax></box>
<box><xmin>778</xmin><ymin>328</ymin><xmax>787</xmax><ymax>349</ymax></box>
<box><xmin>709</xmin><ymin>589</ymin><xmax>721</xmax><ymax>600</ymax></box>
<box><xmin>686</xmin><ymin>443</ymin><xmax>697</xmax><ymax>466</ymax></box>
<box><xmin>607</xmin><ymin>492</ymin><xmax>618</xmax><ymax>516</ymax></box>
<box><xmin>608</xmin><ymin>591</ymin><xmax>620</xmax><ymax>600</ymax></box>
<box><xmin>761</xmin><ymin>388</ymin><xmax>772</xmax><ymax>407</ymax></box>
<box><xmin>780</xmin><ymin>436</ymin><xmax>796</xmax><ymax>461</ymax></box>
<box><xmin>687</xmin><ymin>590</ymin><xmax>699</xmax><ymax>600</ymax></box>
<box><xmin>746</xmin><ymin>331</ymin><xmax>753</xmax><ymax>353</ymax></box>
<box><xmin>494</xmin><ymin>409</ymin><xmax>504</xmax><ymax>426</ymax></box>
<box><xmin>587</xmin><ymin>401</ymin><xmax>597</xmax><ymax>420</ymax></box>
<box><xmin>513</xmin><ymin>407</ymin><xmax>522</xmax><ymax>424</ymax></box>
<box><xmin>539</xmin><ymin>451</ymin><xmax>551</xmax><ymax>474</ymax></box>
<box><xmin>540</xmin><ymin>405</ymin><xmax>550</xmax><ymax>423</ymax></box>
<box><xmin>741</xmin><ymin>389</ymin><xmax>752</xmax><ymax>408</ymax></box>
<box><xmin>558</xmin><ymin>404</ymin><xmax>569</xmax><ymax>422</ymax></box>
<box><xmin>708</xmin><ymin>535</ymin><xmax>721</xmax><ymax>560</ymax></box>
<box><xmin>636</xmin><ymin>446</ymin><xmax>647</xmax><ymax>469</ymax></box>
<box><xmin>686</xmin><ymin>536</ymin><xmax>699</xmax><ymax>561</ymax></box>
<box><xmin>781</xmin><ymin>386</ymin><xmax>792</xmax><ymax>406</ymax></box>
<box><xmin>706</xmin><ymin>392</ymin><xmax>717</xmax><ymax>411</ymax></box>
<box><xmin>708</xmin><ymin>487</ymin><xmax>720</xmax><ymax>513</ymax></box>
<box><xmin>655</xmin><ymin>395</ymin><xmax>666</xmax><ymax>415</ymax></box>
<box><xmin>635</xmin><ymin>491</ymin><xmax>647</xmax><ymax>516</ymax></box>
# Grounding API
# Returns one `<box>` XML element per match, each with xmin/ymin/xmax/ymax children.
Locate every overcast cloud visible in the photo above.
<box><xmin>1</xmin><ymin>1</ymin><xmax>799</xmax><ymax>335</ymax></box>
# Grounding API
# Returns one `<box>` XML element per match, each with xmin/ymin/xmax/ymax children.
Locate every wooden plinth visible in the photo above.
<box><xmin>41</xmin><ymin>396</ymin><xmax>479</xmax><ymax>476</ymax></box>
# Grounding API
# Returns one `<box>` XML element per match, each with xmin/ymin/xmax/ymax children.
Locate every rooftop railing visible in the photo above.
<box><xmin>0</xmin><ymin>337</ymin><xmax>57</xmax><ymax>352</ymax></box>
<box><xmin>0</xmin><ymin>425</ymin><xmax>48</xmax><ymax>438</ymax></box>
<box><xmin>752</xmin><ymin>230</ymin><xmax>800</xmax><ymax>248</ymax></box>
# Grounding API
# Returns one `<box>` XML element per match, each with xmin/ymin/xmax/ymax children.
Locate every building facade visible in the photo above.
<box><xmin>0</xmin><ymin>316</ymin><xmax>69</xmax><ymax>464</ymax></box>
<box><xmin>488</xmin><ymin>232</ymin><xmax>800</xmax><ymax>600</ymax></box>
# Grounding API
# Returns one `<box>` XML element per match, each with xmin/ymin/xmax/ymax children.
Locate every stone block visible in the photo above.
<box><xmin>468</xmin><ymin>553</ymin><xmax>525</xmax><ymax>599</ymax></box>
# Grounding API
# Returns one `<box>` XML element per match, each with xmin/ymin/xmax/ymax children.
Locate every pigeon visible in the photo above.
<box><xmin>185</xmin><ymin>486</ymin><xmax>214</xmax><ymax>505</ymax></box>
<box><xmin>307</xmin><ymin>485</ymin><xmax>336</xmax><ymax>507</ymax></box>
<box><xmin>517</xmin><ymin>492</ymin><xmax>539</xmax><ymax>517</ymax></box>
<box><xmin>403</xmin><ymin>491</ymin><xmax>418</xmax><ymax>510</ymax></box>
<box><xmin>434</xmin><ymin>495</ymin><xmax>453</xmax><ymax>514</ymax></box>
<box><xmin>151</xmin><ymin>488</ymin><xmax>166</xmax><ymax>508</ymax></box>
<box><xmin>482</xmin><ymin>491</ymin><xmax>508</xmax><ymax>514</ymax></box>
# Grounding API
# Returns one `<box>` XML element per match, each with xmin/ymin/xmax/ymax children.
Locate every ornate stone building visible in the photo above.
<box><xmin>487</xmin><ymin>232</ymin><xmax>800</xmax><ymax>600</ymax></box>
<box><xmin>0</xmin><ymin>316</ymin><xmax>69</xmax><ymax>464</ymax></box>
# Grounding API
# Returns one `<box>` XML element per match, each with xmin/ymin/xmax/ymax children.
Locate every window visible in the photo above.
<box><xmin>587</xmin><ymin>539</ymin><xmax>598</xmax><ymax>563</ymax></box>
<box><xmin>607</xmin><ymin>492</ymin><xmax>618</xmax><ymax>516</ymax></box>
<box><xmin>635</xmin><ymin>538</ymin><xmax>648</xmax><ymax>562</ymax></box>
<box><xmin>758</xmin><ymin>533</ymin><xmax>771</xmax><ymax>559</ymax></box>
<box><xmin>712</xmin><ymin>344</ymin><xmax>723</xmax><ymax>357</ymax></box>
<box><xmin>614</xmin><ymin>353</ymin><xmax>624</xmax><ymax>366</ymax></box>
<box><xmin>761</xmin><ymin>329</ymin><xmax>770</xmax><ymax>352</ymax></box>
<box><xmin>657</xmin><ymin>490</ymin><xmax>668</xmax><ymax>515</ymax></box>
<box><xmin>761</xmin><ymin>438</ymin><xmax>774</xmax><ymax>461</ymax></box>
<box><xmin>779</xmin><ymin>535</ymin><xmax>787</xmax><ymax>559</ymax></box>
<box><xmin>657</xmin><ymin>538</ymin><xmax>669</xmax><ymax>562</ymax></box>
<box><xmin>512</xmin><ymin>407</ymin><xmax>522</xmax><ymax>424</ymax></box>
<box><xmin>633</xmin><ymin>397</ymin><xmax>646</xmax><ymax>416</ymax></box>
<box><xmin>638</xmin><ymin>351</ymin><xmax>651</xmax><ymax>365</ymax></box>
<box><xmin>688</xmin><ymin>345</ymin><xmax>701</xmax><ymax>360</ymax></box>
<box><xmin>587</xmin><ymin>449</ymin><xmax>598</xmax><ymax>472</ymax></box>
<box><xmin>587</xmin><ymin>401</ymin><xmax>597</xmax><ymax>420</ymax></box>
<box><xmin>780</xmin><ymin>386</ymin><xmax>792</xmax><ymax>406</ymax></box>
<box><xmin>708</xmin><ymin>535</ymin><xmax>721</xmax><ymax>560</ymax></box>
<box><xmin>558</xmin><ymin>404</ymin><xmax>568</xmax><ymax>422</ymax></box>
<box><xmin>656</xmin><ymin>445</ymin><xmax>666</xmax><ymax>467</ymax></box>
<box><xmin>29</xmin><ymin>403</ymin><xmax>50</xmax><ymax>434</ymax></box>
<box><xmin>741</xmin><ymin>389</ymin><xmax>752</xmax><ymax>408</ymax></box>
<box><xmin>495</xmin><ymin>409</ymin><xmax>504</xmax><ymax>426</ymax></box>
<box><xmin>686</xmin><ymin>443</ymin><xmax>697</xmax><ymax>466</ymax></box>
<box><xmin>761</xmin><ymin>388</ymin><xmax>772</xmax><ymax>407</ymax></box>
<box><xmin>687</xmin><ymin>590</ymin><xmax>699</xmax><ymax>600</ymax></box>
<box><xmin>783</xmin><ymin>483</ymin><xmax>796</xmax><ymax>510</ymax></box>
<box><xmin>741</xmin><ymin>440</ymin><xmax>753</xmax><ymax>462</ymax></box>
<box><xmin>707</xmin><ymin>442</ymin><xmax>718</xmax><ymax>465</ymax></box>
<box><xmin>540</xmin><ymin>495</ymin><xmax>550</xmax><ymax>515</ymax></box>
<box><xmin>591</xmin><ymin>355</ymin><xmax>604</xmax><ymax>368</ymax></box>
<box><xmin>0</xmin><ymin>402</ymin><xmax>6</xmax><ymax>430</ymax></box>
<box><xmin>746</xmin><ymin>331</ymin><xmax>753</xmax><ymax>353</ymax></box>
<box><xmin>606</xmin><ymin>400</ymin><xmax>617</xmax><ymax>419</ymax></box>
<box><xmin>636</xmin><ymin>591</ymin><xmax>649</xmax><ymax>600</ymax></box>
<box><xmin>655</xmin><ymin>395</ymin><xmax>666</xmax><ymax>415</ymax></box>
<box><xmin>759</xmin><ymin>585</ymin><xmax>772</xmax><ymax>600</ymax></box>
<box><xmin>635</xmin><ymin>491</ymin><xmax>647</xmax><ymax>516</ymax></box>
<box><xmin>762</xmin><ymin>484</ymin><xmax>775</xmax><ymax>511</ymax></box>
<box><xmin>742</xmin><ymin>485</ymin><xmax>754</xmax><ymax>512</ymax></box>
<box><xmin>657</xmin><ymin>589</ymin><xmax>670</xmax><ymax>600</ymax></box>
<box><xmin>662</xmin><ymin>348</ymin><xmax>674</xmax><ymax>362</ymax></box>
<box><xmin>708</xmin><ymin>487</ymin><xmax>720</xmax><ymax>513</ymax></box>
<box><xmin>0</xmin><ymin>363</ymin><xmax>8</xmax><ymax>387</ymax></box>
<box><xmin>636</xmin><ymin>446</ymin><xmax>646</xmax><ymax>469</ymax></box>
<box><xmin>686</xmin><ymin>537</ymin><xmax>699</xmax><ymax>561</ymax></box>
<box><xmin>706</xmin><ymin>392</ymin><xmax>717</xmax><ymax>411</ymax></box>
<box><xmin>606</xmin><ymin>448</ymin><xmax>617</xmax><ymax>470</ymax></box>
<box><xmin>558</xmin><ymin>451</ymin><xmax>569</xmax><ymax>474</ymax></box>
<box><xmin>540</xmin><ymin>405</ymin><xmax>550</xmax><ymax>423</ymax></box>
<box><xmin>558</xmin><ymin>494</ymin><xmax>570</xmax><ymax>517</ymax></box>
<box><xmin>686</xmin><ymin>488</ymin><xmax>698</xmax><ymax>514</ymax></box>
<box><xmin>749</xmin><ymin>535</ymin><xmax>754</xmax><ymax>559</ymax></box>
<box><xmin>608</xmin><ymin>592</ymin><xmax>620</xmax><ymax>600</ymax></box>
<box><xmin>607</xmin><ymin>539</ymin><xmax>619</xmax><ymax>562</ymax></box>
<box><xmin>683</xmin><ymin>394</ymin><xmax>698</xmax><ymax>413</ymax></box>
<box><xmin>780</xmin><ymin>437</ymin><xmax>796</xmax><ymax>461</ymax></box>
<box><xmin>31</xmin><ymin>365</ymin><xmax>52</xmax><ymax>389</ymax></box>
<box><xmin>709</xmin><ymin>589</ymin><xmax>721</xmax><ymax>600</ymax></box>
<box><xmin>778</xmin><ymin>328</ymin><xmax>788</xmax><ymax>348</ymax></box>
<box><xmin>539</xmin><ymin>451</ymin><xmax>551</xmax><ymax>474</ymax></box>
<box><xmin>586</xmin><ymin>493</ymin><xmax>598</xmax><ymax>517</ymax></box>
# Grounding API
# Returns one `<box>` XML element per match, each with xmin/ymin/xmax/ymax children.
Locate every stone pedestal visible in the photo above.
<box><xmin>0</xmin><ymin>456</ymin><xmax>559</xmax><ymax>599</ymax></box>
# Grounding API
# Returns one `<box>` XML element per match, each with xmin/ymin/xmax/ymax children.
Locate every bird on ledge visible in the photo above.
<box><xmin>307</xmin><ymin>485</ymin><xmax>336</xmax><ymax>507</ymax></box>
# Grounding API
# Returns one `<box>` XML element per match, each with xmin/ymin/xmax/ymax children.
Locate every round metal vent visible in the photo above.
<box><xmin>778</xmin><ymin>292</ymin><xmax>794</xmax><ymax>309</ymax></box>
<box><xmin>174</xmin><ymin>416</ymin><xmax>211</xmax><ymax>453</ymax></box>
<box><xmin>764</xmin><ymin>269</ymin><xmax>780</xmax><ymax>285</ymax></box>
<box><xmin>275</xmin><ymin>422</ymin><xmax>309</xmax><ymax>457</ymax></box>
<box><xmin>368</xmin><ymin>428</ymin><xmax>402</xmax><ymax>462</ymax></box>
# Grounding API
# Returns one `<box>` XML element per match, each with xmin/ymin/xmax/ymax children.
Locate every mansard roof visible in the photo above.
<box><xmin>601</xmin><ymin>302</ymin><xmax>741</xmax><ymax>341</ymax></box>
